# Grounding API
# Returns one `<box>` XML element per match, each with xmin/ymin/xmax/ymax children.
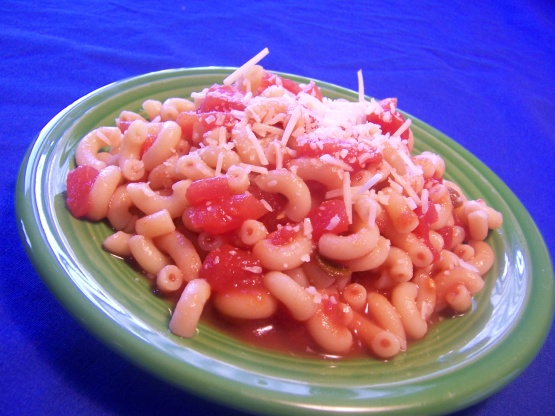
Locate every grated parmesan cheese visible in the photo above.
<box><xmin>355</xmin><ymin>173</ymin><xmax>383</xmax><ymax>196</ymax></box>
<box><xmin>281</xmin><ymin>106</ymin><xmax>302</xmax><ymax>145</ymax></box>
<box><xmin>392</xmin><ymin>118</ymin><xmax>412</xmax><ymax>138</ymax></box>
<box><xmin>319</xmin><ymin>154</ymin><xmax>354</xmax><ymax>171</ymax></box>
<box><xmin>303</xmin><ymin>217</ymin><xmax>313</xmax><ymax>237</ymax></box>
<box><xmin>421</xmin><ymin>188</ymin><xmax>429</xmax><ymax>214</ymax></box>
<box><xmin>224</xmin><ymin>47</ymin><xmax>270</xmax><ymax>86</ymax></box>
<box><xmin>357</xmin><ymin>69</ymin><xmax>365</xmax><ymax>103</ymax></box>
<box><xmin>243</xmin><ymin>266</ymin><xmax>263</xmax><ymax>274</ymax></box>
<box><xmin>306</xmin><ymin>286</ymin><xmax>317</xmax><ymax>295</ymax></box>
<box><xmin>68</xmin><ymin>51</ymin><xmax>506</xmax><ymax>361</ymax></box>
<box><xmin>259</xmin><ymin>199</ymin><xmax>273</xmax><ymax>212</ymax></box>
<box><xmin>326</xmin><ymin>214</ymin><xmax>341</xmax><ymax>230</ymax></box>
<box><xmin>273</xmin><ymin>141</ymin><xmax>283</xmax><ymax>169</ymax></box>
<box><xmin>343</xmin><ymin>172</ymin><xmax>353</xmax><ymax>224</ymax></box>
<box><xmin>299</xmin><ymin>91</ymin><xmax>329</xmax><ymax>113</ymax></box>
<box><xmin>214</xmin><ymin>151</ymin><xmax>224</xmax><ymax>176</ymax></box>
<box><xmin>397</xmin><ymin>147</ymin><xmax>423</xmax><ymax>176</ymax></box>
<box><xmin>204</xmin><ymin>114</ymin><xmax>216</xmax><ymax>124</ymax></box>
<box><xmin>218</xmin><ymin>127</ymin><xmax>227</xmax><ymax>145</ymax></box>
<box><xmin>252</xmin><ymin>123</ymin><xmax>284</xmax><ymax>137</ymax></box>
<box><xmin>389</xmin><ymin>179</ymin><xmax>404</xmax><ymax>194</ymax></box>
<box><xmin>386</xmin><ymin>161</ymin><xmax>421</xmax><ymax>205</ymax></box>
<box><xmin>238</xmin><ymin>163</ymin><xmax>269</xmax><ymax>175</ymax></box>
<box><xmin>245</xmin><ymin>124</ymin><xmax>269</xmax><ymax>165</ymax></box>
<box><xmin>405</xmin><ymin>195</ymin><xmax>417</xmax><ymax>210</ymax></box>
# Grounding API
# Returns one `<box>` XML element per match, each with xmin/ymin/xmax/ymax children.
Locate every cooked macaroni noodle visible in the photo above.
<box><xmin>65</xmin><ymin>49</ymin><xmax>503</xmax><ymax>359</ymax></box>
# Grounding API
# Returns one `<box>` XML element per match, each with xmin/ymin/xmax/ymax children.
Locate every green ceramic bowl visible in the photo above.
<box><xmin>16</xmin><ymin>68</ymin><xmax>554</xmax><ymax>415</ymax></box>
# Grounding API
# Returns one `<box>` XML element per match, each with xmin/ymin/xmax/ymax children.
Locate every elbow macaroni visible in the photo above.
<box><xmin>65</xmin><ymin>58</ymin><xmax>503</xmax><ymax>360</ymax></box>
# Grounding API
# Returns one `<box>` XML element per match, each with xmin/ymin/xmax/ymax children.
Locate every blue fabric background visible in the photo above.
<box><xmin>2</xmin><ymin>1</ymin><xmax>554</xmax><ymax>415</ymax></box>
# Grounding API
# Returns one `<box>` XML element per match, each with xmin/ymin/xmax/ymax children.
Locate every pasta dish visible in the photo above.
<box><xmin>65</xmin><ymin>49</ymin><xmax>502</xmax><ymax>359</ymax></box>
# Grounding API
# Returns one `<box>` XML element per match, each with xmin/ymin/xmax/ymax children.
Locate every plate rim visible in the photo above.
<box><xmin>16</xmin><ymin>67</ymin><xmax>555</xmax><ymax>415</ymax></box>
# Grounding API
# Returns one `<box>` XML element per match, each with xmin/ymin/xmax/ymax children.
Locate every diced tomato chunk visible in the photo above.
<box><xmin>247</xmin><ymin>185</ymin><xmax>288</xmax><ymax>232</ymax></box>
<box><xmin>198</xmin><ymin>84</ymin><xmax>246</xmax><ymax>113</ymax></box>
<box><xmin>437</xmin><ymin>226</ymin><xmax>454</xmax><ymax>250</ymax></box>
<box><xmin>268</xmin><ymin>225</ymin><xmax>301</xmax><ymax>246</ymax></box>
<box><xmin>258</xmin><ymin>72</ymin><xmax>323</xmax><ymax>101</ymax></box>
<box><xmin>176</xmin><ymin>110</ymin><xmax>238</xmax><ymax>138</ymax></box>
<box><xmin>302</xmin><ymin>81</ymin><xmax>323</xmax><ymax>101</ymax></box>
<box><xmin>186</xmin><ymin>176</ymin><xmax>231</xmax><ymax>206</ymax></box>
<box><xmin>199</xmin><ymin>244</ymin><xmax>263</xmax><ymax>292</ymax></box>
<box><xmin>281</xmin><ymin>78</ymin><xmax>302</xmax><ymax>95</ymax></box>
<box><xmin>116</xmin><ymin>119</ymin><xmax>132</xmax><ymax>133</ymax></box>
<box><xmin>413</xmin><ymin>203</ymin><xmax>438</xmax><ymax>236</ymax></box>
<box><xmin>308</xmin><ymin>199</ymin><xmax>349</xmax><ymax>241</ymax></box>
<box><xmin>413</xmin><ymin>204</ymin><xmax>440</xmax><ymax>261</ymax></box>
<box><xmin>66</xmin><ymin>165</ymin><xmax>100</xmax><ymax>218</ymax></box>
<box><xmin>367</xmin><ymin>98</ymin><xmax>410</xmax><ymax>140</ymax></box>
<box><xmin>176</xmin><ymin>112</ymin><xmax>200</xmax><ymax>140</ymax></box>
<box><xmin>185</xmin><ymin>193</ymin><xmax>268</xmax><ymax>234</ymax></box>
<box><xmin>296</xmin><ymin>136</ymin><xmax>382</xmax><ymax>171</ymax></box>
<box><xmin>199</xmin><ymin>112</ymin><xmax>238</xmax><ymax>131</ymax></box>
<box><xmin>178</xmin><ymin>84</ymin><xmax>245</xmax><ymax>139</ymax></box>
<box><xmin>139</xmin><ymin>134</ymin><xmax>157</xmax><ymax>159</ymax></box>
<box><xmin>258</xmin><ymin>72</ymin><xmax>282</xmax><ymax>94</ymax></box>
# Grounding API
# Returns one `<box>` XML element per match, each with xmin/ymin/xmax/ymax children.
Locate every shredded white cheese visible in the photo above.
<box><xmin>319</xmin><ymin>154</ymin><xmax>354</xmax><ymax>171</ymax></box>
<box><xmin>281</xmin><ymin>106</ymin><xmax>302</xmax><ymax>145</ymax></box>
<box><xmin>392</xmin><ymin>118</ymin><xmax>412</xmax><ymax>138</ymax></box>
<box><xmin>260</xmin><ymin>199</ymin><xmax>273</xmax><ymax>212</ymax></box>
<box><xmin>355</xmin><ymin>173</ymin><xmax>383</xmax><ymax>196</ymax></box>
<box><xmin>421</xmin><ymin>188</ymin><xmax>429</xmax><ymax>214</ymax></box>
<box><xmin>386</xmin><ymin>161</ymin><xmax>421</xmax><ymax>205</ymax></box>
<box><xmin>303</xmin><ymin>217</ymin><xmax>313</xmax><ymax>237</ymax></box>
<box><xmin>238</xmin><ymin>163</ymin><xmax>268</xmax><ymax>175</ymax></box>
<box><xmin>343</xmin><ymin>172</ymin><xmax>353</xmax><ymax>224</ymax></box>
<box><xmin>326</xmin><ymin>214</ymin><xmax>341</xmax><ymax>230</ymax></box>
<box><xmin>214</xmin><ymin>151</ymin><xmax>224</xmax><ymax>176</ymax></box>
<box><xmin>243</xmin><ymin>266</ymin><xmax>263</xmax><ymax>274</ymax></box>
<box><xmin>405</xmin><ymin>195</ymin><xmax>417</xmax><ymax>210</ymax></box>
<box><xmin>273</xmin><ymin>141</ymin><xmax>283</xmax><ymax>170</ymax></box>
<box><xmin>245</xmin><ymin>125</ymin><xmax>269</xmax><ymax>165</ymax></box>
<box><xmin>389</xmin><ymin>179</ymin><xmax>404</xmax><ymax>194</ymax></box>
<box><xmin>223</xmin><ymin>47</ymin><xmax>270</xmax><ymax>86</ymax></box>
<box><xmin>357</xmin><ymin>69</ymin><xmax>365</xmax><ymax>103</ymax></box>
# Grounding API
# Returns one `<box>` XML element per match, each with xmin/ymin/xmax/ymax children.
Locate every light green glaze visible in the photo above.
<box><xmin>16</xmin><ymin>68</ymin><xmax>554</xmax><ymax>415</ymax></box>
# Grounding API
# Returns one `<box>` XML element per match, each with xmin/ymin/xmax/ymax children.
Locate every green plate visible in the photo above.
<box><xmin>16</xmin><ymin>68</ymin><xmax>554</xmax><ymax>415</ymax></box>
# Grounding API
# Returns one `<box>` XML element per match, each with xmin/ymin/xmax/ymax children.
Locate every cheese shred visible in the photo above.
<box><xmin>357</xmin><ymin>69</ymin><xmax>365</xmax><ymax>103</ymax></box>
<box><xmin>224</xmin><ymin>47</ymin><xmax>270</xmax><ymax>86</ymax></box>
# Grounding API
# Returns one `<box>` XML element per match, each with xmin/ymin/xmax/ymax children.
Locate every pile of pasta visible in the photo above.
<box><xmin>66</xmin><ymin>50</ymin><xmax>502</xmax><ymax>359</ymax></box>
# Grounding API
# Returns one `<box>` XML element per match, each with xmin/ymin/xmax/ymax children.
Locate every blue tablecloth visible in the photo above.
<box><xmin>2</xmin><ymin>1</ymin><xmax>554</xmax><ymax>414</ymax></box>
